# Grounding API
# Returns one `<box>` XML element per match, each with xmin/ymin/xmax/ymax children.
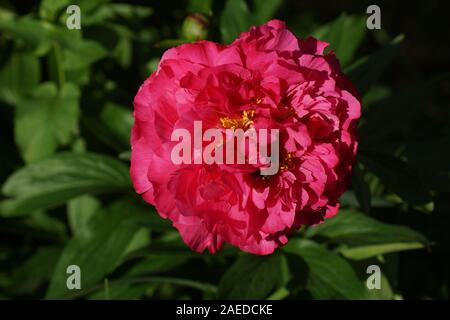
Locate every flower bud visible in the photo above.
<box><xmin>181</xmin><ymin>13</ymin><xmax>209</xmax><ymax>41</ymax></box>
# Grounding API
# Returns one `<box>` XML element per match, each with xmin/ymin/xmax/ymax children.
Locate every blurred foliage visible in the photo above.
<box><xmin>0</xmin><ymin>0</ymin><xmax>449</xmax><ymax>300</ymax></box>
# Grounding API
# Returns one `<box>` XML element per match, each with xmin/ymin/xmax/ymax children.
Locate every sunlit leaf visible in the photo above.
<box><xmin>313</xmin><ymin>13</ymin><xmax>366</xmax><ymax>67</ymax></box>
<box><xmin>0</xmin><ymin>51</ymin><xmax>40</xmax><ymax>105</ymax></box>
<box><xmin>0</xmin><ymin>16</ymin><xmax>52</xmax><ymax>55</ymax></box>
<box><xmin>1</xmin><ymin>152</ymin><xmax>131</xmax><ymax>216</ymax></box>
<box><xmin>46</xmin><ymin>199</ymin><xmax>144</xmax><ymax>298</ymax></box>
<box><xmin>14</xmin><ymin>82</ymin><xmax>79</xmax><ymax>163</ymax></box>
<box><xmin>100</xmin><ymin>103</ymin><xmax>133</xmax><ymax>147</ymax></box>
<box><xmin>39</xmin><ymin>0</ymin><xmax>71</xmax><ymax>21</ymax></box>
<box><xmin>253</xmin><ymin>0</ymin><xmax>282</xmax><ymax>24</ymax></box>
<box><xmin>306</xmin><ymin>208</ymin><xmax>429</xmax><ymax>248</ymax></box>
<box><xmin>220</xmin><ymin>0</ymin><xmax>253</xmax><ymax>43</ymax></box>
<box><xmin>67</xmin><ymin>195</ymin><xmax>101</xmax><ymax>236</ymax></box>
<box><xmin>340</xmin><ymin>242</ymin><xmax>425</xmax><ymax>260</ymax></box>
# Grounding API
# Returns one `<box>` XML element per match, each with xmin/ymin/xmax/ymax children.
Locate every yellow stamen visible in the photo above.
<box><xmin>220</xmin><ymin>110</ymin><xmax>256</xmax><ymax>130</ymax></box>
<box><xmin>253</xmin><ymin>97</ymin><xmax>262</xmax><ymax>105</ymax></box>
<box><xmin>280</xmin><ymin>152</ymin><xmax>295</xmax><ymax>170</ymax></box>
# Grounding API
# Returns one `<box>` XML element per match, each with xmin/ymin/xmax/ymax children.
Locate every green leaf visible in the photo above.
<box><xmin>123</xmin><ymin>241</ymin><xmax>202</xmax><ymax>262</ymax></box>
<box><xmin>67</xmin><ymin>195</ymin><xmax>101</xmax><ymax>236</ymax></box>
<box><xmin>1</xmin><ymin>152</ymin><xmax>131</xmax><ymax>216</ymax></box>
<box><xmin>62</xmin><ymin>39</ymin><xmax>107</xmax><ymax>70</ymax></box>
<box><xmin>0</xmin><ymin>7</ymin><xmax>15</xmax><ymax>22</ymax></box>
<box><xmin>122</xmin><ymin>227</ymin><xmax>151</xmax><ymax>258</ymax></box>
<box><xmin>367</xmin><ymin>271</ymin><xmax>394</xmax><ymax>300</ymax></box>
<box><xmin>73</xmin><ymin>276</ymin><xmax>216</xmax><ymax>299</ymax></box>
<box><xmin>340</xmin><ymin>242</ymin><xmax>425</xmax><ymax>261</ymax></box>
<box><xmin>104</xmin><ymin>200</ymin><xmax>171</xmax><ymax>233</ymax></box>
<box><xmin>22</xmin><ymin>211</ymin><xmax>67</xmax><ymax>240</ymax></box>
<box><xmin>45</xmin><ymin>199</ymin><xmax>143</xmax><ymax>299</ymax></box>
<box><xmin>346</xmin><ymin>34</ymin><xmax>404</xmax><ymax>94</ymax></box>
<box><xmin>218</xmin><ymin>253</ymin><xmax>289</xmax><ymax>299</ymax></box>
<box><xmin>252</xmin><ymin>0</ymin><xmax>282</xmax><ymax>24</ymax></box>
<box><xmin>118</xmin><ymin>151</ymin><xmax>131</xmax><ymax>160</ymax></box>
<box><xmin>39</xmin><ymin>0</ymin><xmax>71</xmax><ymax>21</ymax></box>
<box><xmin>313</xmin><ymin>13</ymin><xmax>366</xmax><ymax>67</ymax></box>
<box><xmin>68</xmin><ymin>0</ymin><xmax>111</xmax><ymax>16</ymax></box>
<box><xmin>220</xmin><ymin>0</ymin><xmax>253</xmax><ymax>43</ymax></box>
<box><xmin>100</xmin><ymin>103</ymin><xmax>133</xmax><ymax>147</ymax></box>
<box><xmin>81</xmin><ymin>3</ymin><xmax>153</xmax><ymax>25</ymax></box>
<box><xmin>283</xmin><ymin>239</ymin><xmax>367</xmax><ymax>299</ymax></box>
<box><xmin>188</xmin><ymin>0</ymin><xmax>212</xmax><ymax>15</ymax></box>
<box><xmin>0</xmin><ymin>51</ymin><xmax>41</xmax><ymax>105</ymax></box>
<box><xmin>14</xmin><ymin>82</ymin><xmax>80</xmax><ymax>163</ymax></box>
<box><xmin>0</xmin><ymin>16</ymin><xmax>52</xmax><ymax>55</ymax></box>
<box><xmin>359</xmin><ymin>152</ymin><xmax>432</xmax><ymax>206</ymax></box>
<box><xmin>125</xmin><ymin>255</ymin><xmax>191</xmax><ymax>278</ymax></box>
<box><xmin>121</xmin><ymin>238</ymin><xmax>202</xmax><ymax>278</ymax></box>
<box><xmin>81</xmin><ymin>115</ymin><xmax>126</xmax><ymax>152</ymax></box>
<box><xmin>109</xmin><ymin>24</ymin><xmax>133</xmax><ymax>68</ymax></box>
<box><xmin>156</xmin><ymin>39</ymin><xmax>189</xmax><ymax>48</ymax></box>
<box><xmin>111</xmin><ymin>4</ymin><xmax>153</xmax><ymax>19</ymax></box>
<box><xmin>305</xmin><ymin>209</ymin><xmax>428</xmax><ymax>248</ymax></box>
<box><xmin>266</xmin><ymin>287</ymin><xmax>290</xmax><ymax>300</ymax></box>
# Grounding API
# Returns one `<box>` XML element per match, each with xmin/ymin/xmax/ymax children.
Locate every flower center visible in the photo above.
<box><xmin>251</xmin><ymin>96</ymin><xmax>263</xmax><ymax>105</ymax></box>
<box><xmin>251</xmin><ymin>151</ymin><xmax>296</xmax><ymax>183</ymax></box>
<box><xmin>280</xmin><ymin>151</ymin><xmax>295</xmax><ymax>170</ymax></box>
<box><xmin>220</xmin><ymin>109</ymin><xmax>256</xmax><ymax>130</ymax></box>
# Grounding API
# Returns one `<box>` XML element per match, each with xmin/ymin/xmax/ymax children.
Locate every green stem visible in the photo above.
<box><xmin>49</xmin><ymin>42</ymin><xmax>65</xmax><ymax>88</ymax></box>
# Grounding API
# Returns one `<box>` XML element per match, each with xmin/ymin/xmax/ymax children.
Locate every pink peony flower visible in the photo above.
<box><xmin>130</xmin><ymin>20</ymin><xmax>361</xmax><ymax>255</ymax></box>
